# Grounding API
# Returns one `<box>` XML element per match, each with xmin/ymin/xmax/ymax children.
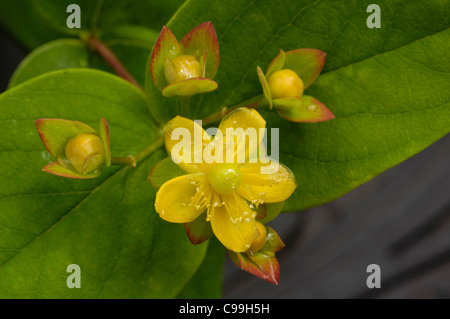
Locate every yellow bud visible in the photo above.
<box><xmin>267</xmin><ymin>69</ymin><xmax>304</xmax><ymax>99</ymax></box>
<box><xmin>170</xmin><ymin>55</ymin><xmax>202</xmax><ymax>83</ymax></box>
<box><xmin>65</xmin><ymin>133</ymin><xmax>105</xmax><ymax>174</ymax></box>
<box><xmin>249</xmin><ymin>221</ymin><xmax>268</xmax><ymax>253</ymax></box>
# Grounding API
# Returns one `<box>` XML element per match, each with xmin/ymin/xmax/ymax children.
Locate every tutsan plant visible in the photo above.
<box><xmin>0</xmin><ymin>0</ymin><xmax>448</xmax><ymax>298</ymax></box>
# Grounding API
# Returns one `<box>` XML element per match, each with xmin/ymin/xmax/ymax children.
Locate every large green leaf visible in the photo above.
<box><xmin>0</xmin><ymin>0</ymin><xmax>66</xmax><ymax>50</ymax></box>
<box><xmin>8</xmin><ymin>39</ymin><xmax>90</xmax><ymax>88</ymax></box>
<box><xmin>8</xmin><ymin>33</ymin><xmax>156</xmax><ymax>90</ymax></box>
<box><xmin>177</xmin><ymin>237</ymin><xmax>225</xmax><ymax>299</ymax></box>
<box><xmin>32</xmin><ymin>0</ymin><xmax>185</xmax><ymax>36</ymax></box>
<box><xmin>0</xmin><ymin>0</ymin><xmax>183</xmax><ymax>50</ymax></box>
<box><xmin>0</xmin><ymin>69</ymin><xmax>207</xmax><ymax>298</ymax></box>
<box><xmin>160</xmin><ymin>0</ymin><xmax>450</xmax><ymax>212</ymax></box>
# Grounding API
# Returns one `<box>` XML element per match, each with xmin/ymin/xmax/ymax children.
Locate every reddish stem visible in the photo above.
<box><xmin>88</xmin><ymin>36</ymin><xmax>143</xmax><ymax>92</ymax></box>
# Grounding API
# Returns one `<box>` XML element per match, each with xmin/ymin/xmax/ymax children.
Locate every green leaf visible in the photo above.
<box><xmin>0</xmin><ymin>0</ymin><xmax>183</xmax><ymax>50</ymax></box>
<box><xmin>9</xmin><ymin>35</ymin><xmax>154</xmax><ymax>90</ymax></box>
<box><xmin>148</xmin><ymin>156</ymin><xmax>186</xmax><ymax>188</ymax></box>
<box><xmin>32</xmin><ymin>0</ymin><xmax>186</xmax><ymax>36</ymax></box>
<box><xmin>0</xmin><ymin>0</ymin><xmax>66</xmax><ymax>50</ymax></box>
<box><xmin>8</xmin><ymin>39</ymin><xmax>90</xmax><ymax>89</ymax></box>
<box><xmin>166</xmin><ymin>0</ymin><xmax>450</xmax><ymax>212</ymax></box>
<box><xmin>177</xmin><ymin>237</ymin><xmax>225</xmax><ymax>299</ymax></box>
<box><xmin>0</xmin><ymin>69</ymin><xmax>206</xmax><ymax>298</ymax></box>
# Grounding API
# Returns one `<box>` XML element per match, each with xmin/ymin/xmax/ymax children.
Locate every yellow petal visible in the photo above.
<box><xmin>237</xmin><ymin>160</ymin><xmax>297</xmax><ymax>204</ymax></box>
<box><xmin>164</xmin><ymin>116</ymin><xmax>211</xmax><ymax>173</ymax></box>
<box><xmin>218</xmin><ymin>108</ymin><xmax>266</xmax><ymax>163</ymax></box>
<box><xmin>210</xmin><ymin>193</ymin><xmax>257</xmax><ymax>252</ymax></box>
<box><xmin>155</xmin><ymin>173</ymin><xmax>208</xmax><ymax>223</ymax></box>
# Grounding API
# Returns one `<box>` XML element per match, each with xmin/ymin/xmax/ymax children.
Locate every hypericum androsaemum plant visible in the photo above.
<box><xmin>0</xmin><ymin>0</ymin><xmax>449</xmax><ymax>299</ymax></box>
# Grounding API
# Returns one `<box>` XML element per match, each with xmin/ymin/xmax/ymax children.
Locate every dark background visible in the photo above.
<box><xmin>1</xmin><ymin>28</ymin><xmax>449</xmax><ymax>299</ymax></box>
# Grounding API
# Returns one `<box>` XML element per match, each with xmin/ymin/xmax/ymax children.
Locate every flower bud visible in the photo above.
<box><xmin>249</xmin><ymin>221</ymin><xmax>268</xmax><ymax>253</ymax></box>
<box><xmin>167</xmin><ymin>55</ymin><xmax>202</xmax><ymax>83</ymax></box>
<box><xmin>151</xmin><ymin>22</ymin><xmax>219</xmax><ymax>98</ymax></box>
<box><xmin>267</xmin><ymin>69</ymin><xmax>304</xmax><ymax>99</ymax></box>
<box><xmin>65</xmin><ymin>133</ymin><xmax>106</xmax><ymax>174</ymax></box>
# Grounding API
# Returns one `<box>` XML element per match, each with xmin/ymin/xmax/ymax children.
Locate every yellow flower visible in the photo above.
<box><xmin>154</xmin><ymin>108</ymin><xmax>296</xmax><ymax>252</ymax></box>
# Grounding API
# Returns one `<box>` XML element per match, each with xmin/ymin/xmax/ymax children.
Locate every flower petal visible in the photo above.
<box><xmin>237</xmin><ymin>161</ymin><xmax>297</xmax><ymax>203</ymax></box>
<box><xmin>150</xmin><ymin>26</ymin><xmax>180</xmax><ymax>91</ymax></box>
<box><xmin>284</xmin><ymin>49</ymin><xmax>326</xmax><ymax>89</ymax></box>
<box><xmin>210</xmin><ymin>193</ymin><xmax>257</xmax><ymax>252</ymax></box>
<box><xmin>218</xmin><ymin>108</ymin><xmax>266</xmax><ymax>163</ymax></box>
<box><xmin>180</xmin><ymin>21</ymin><xmax>219</xmax><ymax>79</ymax></box>
<box><xmin>155</xmin><ymin>174</ymin><xmax>207</xmax><ymax>223</ymax></box>
<box><xmin>164</xmin><ymin>116</ymin><xmax>211</xmax><ymax>173</ymax></box>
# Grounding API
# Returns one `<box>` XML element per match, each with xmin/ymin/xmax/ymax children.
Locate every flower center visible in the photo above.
<box><xmin>65</xmin><ymin>133</ymin><xmax>105</xmax><ymax>174</ymax></box>
<box><xmin>267</xmin><ymin>69</ymin><xmax>304</xmax><ymax>99</ymax></box>
<box><xmin>207</xmin><ymin>163</ymin><xmax>241</xmax><ymax>195</ymax></box>
<box><xmin>171</xmin><ymin>55</ymin><xmax>202</xmax><ymax>82</ymax></box>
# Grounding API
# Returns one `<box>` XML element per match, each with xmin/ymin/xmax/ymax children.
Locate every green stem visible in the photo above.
<box><xmin>179</xmin><ymin>96</ymin><xmax>191</xmax><ymax>117</ymax></box>
<box><xmin>110</xmin><ymin>136</ymin><xmax>164</xmax><ymax>168</ymax></box>
<box><xmin>111</xmin><ymin>155</ymin><xmax>137</xmax><ymax>167</ymax></box>
<box><xmin>133</xmin><ymin>136</ymin><xmax>164</xmax><ymax>163</ymax></box>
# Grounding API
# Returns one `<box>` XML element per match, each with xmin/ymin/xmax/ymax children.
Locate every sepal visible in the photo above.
<box><xmin>276</xmin><ymin>95</ymin><xmax>335</xmax><ymax>123</ymax></box>
<box><xmin>184</xmin><ymin>213</ymin><xmax>214</xmax><ymax>245</ymax></box>
<box><xmin>228</xmin><ymin>226</ymin><xmax>284</xmax><ymax>285</ymax></box>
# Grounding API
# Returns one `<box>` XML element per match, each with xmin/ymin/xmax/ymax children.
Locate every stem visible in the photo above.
<box><xmin>111</xmin><ymin>155</ymin><xmax>137</xmax><ymax>167</ymax></box>
<box><xmin>110</xmin><ymin>136</ymin><xmax>164</xmax><ymax>168</ymax></box>
<box><xmin>133</xmin><ymin>136</ymin><xmax>164</xmax><ymax>163</ymax></box>
<box><xmin>87</xmin><ymin>36</ymin><xmax>144</xmax><ymax>92</ymax></box>
<box><xmin>179</xmin><ymin>96</ymin><xmax>191</xmax><ymax>117</ymax></box>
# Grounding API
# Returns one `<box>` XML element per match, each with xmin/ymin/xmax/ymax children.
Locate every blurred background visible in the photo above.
<box><xmin>2</xmin><ymin>20</ymin><xmax>449</xmax><ymax>299</ymax></box>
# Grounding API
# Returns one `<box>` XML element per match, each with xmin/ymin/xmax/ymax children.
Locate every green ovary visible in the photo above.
<box><xmin>207</xmin><ymin>163</ymin><xmax>241</xmax><ymax>195</ymax></box>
